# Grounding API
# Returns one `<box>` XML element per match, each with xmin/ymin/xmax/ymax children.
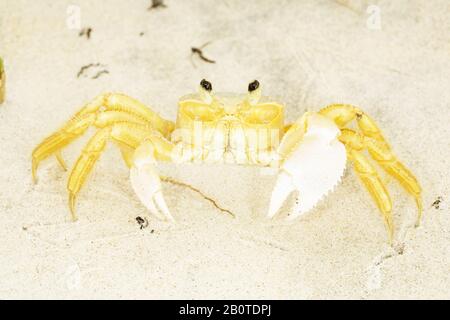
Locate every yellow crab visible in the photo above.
<box><xmin>32</xmin><ymin>80</ymin><xmax>422</xmax><ymax>240</ymax></box>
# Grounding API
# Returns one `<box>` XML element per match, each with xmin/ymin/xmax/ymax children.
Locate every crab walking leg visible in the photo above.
<box><xmin>67</xmin><ymin>128</ymin><xmax>110</xmax><ymax>219</ymax></box>
<box><xmin>32</xmin><ymin>93</ymin><xmax>175</xmax><ymax>181</ymax></box>
<box><xmin>365</xmin><ymin>134</ymin><xmax>423</xmax><ymax>225</ymax></box>
<box><xmin>347</xmin><ymin>148</ymin><xmax>393</xmax><ymax>241</ymax></box>
<box><xmin>55</xmin><ymin>151</ymin><xmax>68</xmax><ymax>171</ymax></box>
<box><xmin>74</xmin><ymin>93</ymin><xmax>175</xmax><ymax>137</ymax></box>
<box><xmin>334</xmin><ymin>109</ymin><xmax>423</xmax><ymax>225</ymax></box>
<box><xmin>340</xmin><ymin>129</ymin><xmax>422</xmax><ymax>234</ymax></box>
<box><xmin>53</xmin><ymin>110</ymin><xmax>146</xmax><ymax>170</ymax></box>
<box><xmin>32</xmin><ymin>113</ymin><xmax>95</xmax><ymax>182</ymax></box>
<box><xmin>319</xmin><ymin>104</ymin><xmax>389</xmax><ymax>146</ymax></box>
<box><xmin>32</xmin><ymin>107</ymin><xmax>163</xmax><ymax>182</ymax></box>
<box><xmin>366</xmin><ymin>138</ymin><xmax>422</xmax><ymax>224</ymax></box>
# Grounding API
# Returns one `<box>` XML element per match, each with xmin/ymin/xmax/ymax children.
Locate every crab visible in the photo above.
<box><xmin>32</xmin><ymin>79</ymin><xmax>422</xmax><ymax>241</ymax></box>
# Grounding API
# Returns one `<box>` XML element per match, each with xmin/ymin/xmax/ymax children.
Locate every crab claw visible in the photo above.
<box><xmin>130</xmin><ymin>141</ymin><xmax>174</xmax><ymax>222</ymax></box>
<box><xmin>269</xmin><ymin>113</ymin><xmax>347</xmax><ymax>219</ymax></box>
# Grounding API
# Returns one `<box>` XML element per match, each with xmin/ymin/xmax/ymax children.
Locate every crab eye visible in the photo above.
<box><xmin>248</xmin><ymin>80</ymin><xmax>260</xmax><ymax>92</ymax></box>
<box><xmin>200</xmin><ymin>79</ymin><xmax>212</xmax><ymax>92</ymax></box>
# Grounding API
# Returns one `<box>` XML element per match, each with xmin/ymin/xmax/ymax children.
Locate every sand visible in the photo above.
<box><xmin>0</xmin><ymin>0</ymin><xmax>449</xmax><ymax>299</ymax></box>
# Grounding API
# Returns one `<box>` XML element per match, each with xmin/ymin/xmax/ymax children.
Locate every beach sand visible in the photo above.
<box><xmin>0</xmin><ymin>0</ymin><xmax>449</xmax><ymax>299</ymax></box>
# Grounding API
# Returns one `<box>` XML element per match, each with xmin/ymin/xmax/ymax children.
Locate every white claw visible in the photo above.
<box><xmin>130</xmin><ymin>142</ymin><xmax>174</xmax><ymax>222</ymax></box>
<box><xmin>268</xmin><ymin>171</ymin><xmax>296</xmax><ymax>218</ymax></box>
<box><xmin>269</xmin><ymin>113</ymin><xmax>347</xmax><ymax>219</ymax></box>
<box><xmin>154</xmin><ymin>190</ymin><xmax>174</xmax><ymax>222</ymax></box>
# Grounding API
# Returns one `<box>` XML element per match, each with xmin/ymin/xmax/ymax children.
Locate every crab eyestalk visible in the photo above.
<box><xmin>199</xmin><ymin>79</ymin><xmax>214</xmax><ymax>104</ymax></box>
<box><xmin>247</xmin><ymin>80</ymin><xmax>261</xmax><ymax>106</ymax></box>
<box><xmin>0</xmin><ymin>57</ymin><xmax>5</xmax><ymax>104</ymax></box>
